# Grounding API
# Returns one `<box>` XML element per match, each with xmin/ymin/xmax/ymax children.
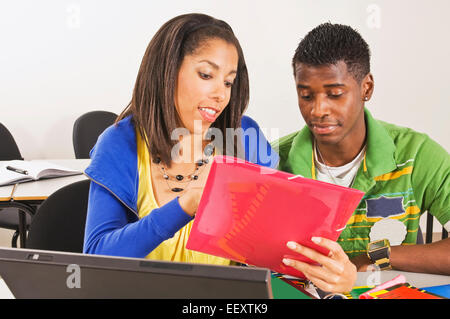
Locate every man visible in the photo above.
<box><xmin>273</xmin><ymin>23</ymin><xmax>450</xmax><ymax>274</ymax></box>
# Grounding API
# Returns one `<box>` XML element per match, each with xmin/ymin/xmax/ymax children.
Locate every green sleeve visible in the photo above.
<box><xmin>411</xmin><ymin>136</ymin><xmax>450</xmax><ymax>228</ymax></box>
<box><xmin>270</xmin><ymin>131</ymin><xmax>298</xmax><ymax>171</ymax></box>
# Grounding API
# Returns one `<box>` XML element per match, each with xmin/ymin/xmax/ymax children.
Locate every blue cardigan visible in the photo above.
<box><xmin>83</xmin><ymin>115</ymin><xmax>279</xmax><ymax>258</ymax></box>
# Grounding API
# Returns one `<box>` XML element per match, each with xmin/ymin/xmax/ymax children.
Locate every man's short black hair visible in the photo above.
<box><xmin>293</xmin><ymin>23</ymin><xmax>371</xmax><ymax>82</ymax></box>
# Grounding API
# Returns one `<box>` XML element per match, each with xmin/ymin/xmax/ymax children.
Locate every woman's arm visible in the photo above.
<box><xmin>83</xmin><ymin>181</ymin><xmax>193</xmax><ymax>258</ymax></box>
<box><xmin>241</xmin><ymin>115</ymin><xmax>279</xmax><ymax>168</ymax></box>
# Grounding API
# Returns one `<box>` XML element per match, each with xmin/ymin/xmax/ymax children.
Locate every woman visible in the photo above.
<box><xmin>83</xmin><ymin>13</ymin><xmax>355</xmax><ymax>293</ymax></box>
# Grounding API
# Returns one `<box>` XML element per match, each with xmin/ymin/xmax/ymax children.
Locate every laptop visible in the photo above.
<box><xmin>0</xmin><ymin>247</ymin><xmax>272</xmax><ymax>299</ymax></box>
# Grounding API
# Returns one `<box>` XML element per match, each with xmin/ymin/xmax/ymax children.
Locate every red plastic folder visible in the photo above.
<box><xmin>186</xmin><ymin>156</ymin><xmax>364</xmax><ymax>278</ymax></box>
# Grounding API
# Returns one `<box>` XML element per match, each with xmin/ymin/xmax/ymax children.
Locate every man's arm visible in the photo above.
<box><xmin>358</xmin><ymin>135</ymin><xmax>450</xmax><ymax>275</ymax></box>
<box><xmin>351</xmin><ymin>238</ymin><xmax>450</xmax><ymax>275</ymax></box>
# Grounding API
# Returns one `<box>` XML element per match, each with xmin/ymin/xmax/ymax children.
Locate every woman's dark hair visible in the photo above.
<box><xmin>116</xmin><ymin>13</ymin><xmax>249</xmax><ymax>166</ymax></box>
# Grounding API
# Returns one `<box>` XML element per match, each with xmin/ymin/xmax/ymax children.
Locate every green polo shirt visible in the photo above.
<box><xmin>272</xmin><ymin>108</ymin><xmax>450</xmax><ymax>258</ymax></box>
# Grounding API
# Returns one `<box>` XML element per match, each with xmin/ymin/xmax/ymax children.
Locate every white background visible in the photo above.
<box><xmin>1</xmin><ymin>0</ymin><xmax>449</xmax><ymax>232</ymax></box>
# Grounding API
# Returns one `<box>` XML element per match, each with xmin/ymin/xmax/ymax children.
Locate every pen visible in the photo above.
<box><xmin>6</xmin><ymin>166</ymin><xmax>28</xmax><ymax>175</ymax></box>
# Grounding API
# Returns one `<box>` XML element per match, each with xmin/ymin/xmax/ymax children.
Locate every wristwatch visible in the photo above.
<box><xmin>367</xmin><ymin>239</ymin><xmax>392</xmax><ymax>270</ymax></box>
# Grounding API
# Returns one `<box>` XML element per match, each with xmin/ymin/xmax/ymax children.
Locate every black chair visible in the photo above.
<box><xmin>73</xmin><ymin>110</ymin><xmax>117</xmax><ymax>159</ymax></box>
<box><xmin>0</xmin><ymin>123</ymin><xmax>33</xmax><ymax>247</ymax></box>
<box><xmin>0</xmin><ymin>123</ymin><xmax>23</xmax><ymax>161</ymax></box>
<box><xmin>26</xmin><ymin>180</ymin><xmax>90</xmax><ymax>253</ymax></box>
<box><xmin>425</xmin><ymin>212</ymin><xmax>448</xmax><ymax>244</ymax></box>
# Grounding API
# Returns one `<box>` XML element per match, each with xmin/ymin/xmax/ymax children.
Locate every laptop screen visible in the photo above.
<box><xmin>0</xmin><ymin>247</ymin><xmax>272</xmax><ymax>299</ymax></box>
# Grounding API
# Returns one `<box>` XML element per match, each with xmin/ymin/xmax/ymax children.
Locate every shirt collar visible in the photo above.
<box><xmin>285</xmin><ymin>108</ymin><xmax>397</xmax><ymax>180</ymax></box>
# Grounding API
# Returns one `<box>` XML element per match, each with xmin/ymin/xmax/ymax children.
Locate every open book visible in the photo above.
<box><xmin>0</xmin><ymin>160</ymin><xmax>82</xmax><ymax>186</ymax></box>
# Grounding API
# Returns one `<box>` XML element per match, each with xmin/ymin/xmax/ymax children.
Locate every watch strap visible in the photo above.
<box><xmin>368</xmin><ymin>245</ymin><xmax>392</xmax><ymax>270</ymax></box>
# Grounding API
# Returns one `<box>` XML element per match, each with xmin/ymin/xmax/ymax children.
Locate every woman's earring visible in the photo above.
<box><xmin>364</xmin><ymin>96</ymin><xmax>369</xmax><ymax>101</ymax></box>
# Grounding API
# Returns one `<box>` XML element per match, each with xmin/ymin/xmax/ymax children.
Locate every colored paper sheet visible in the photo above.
<box><xmin>271</xmin><ymin>277</ymin><xmax>313</xmax><ymax>299</ymax></box>
<box><xmin>359</xmin><ymin>274</ymin><xmax>406</xmax><ymax>299</ymax></box>
<box><xmin>420</xmin><ymin>284</ymin><xmax>450</xmax><ymax>298</ymax></box>
<box><xmin>370</xmin><ymin>284</ymin><xmax>443</xmax><ymax>299</ymax></box>
<box><xmin>186</xmin><ymin>156</ymin><xmax>364</xmax><ymax>279</ymax></box>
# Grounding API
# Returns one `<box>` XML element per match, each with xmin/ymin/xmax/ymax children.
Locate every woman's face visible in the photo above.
<box><xmin>174</xmin><ymin>38</ymin><xmax>239</xmax><ymax>134</ymax></box>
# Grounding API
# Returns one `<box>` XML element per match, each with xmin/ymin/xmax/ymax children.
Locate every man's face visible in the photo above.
<box><xmin>294</xmin><ymin>61</ymin><xmax>371</xmax><ymax>146</ymax></box>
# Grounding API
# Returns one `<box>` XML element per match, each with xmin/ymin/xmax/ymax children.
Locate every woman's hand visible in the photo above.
<box><xmin>178</xmin><ymin>187</ymin><xmax>204</xmax><ymax>217</ymax></box>
<box><xmin>282</xmin><ymin>237</ymin><xmax>357</xmax><ymax>294</ymax></box>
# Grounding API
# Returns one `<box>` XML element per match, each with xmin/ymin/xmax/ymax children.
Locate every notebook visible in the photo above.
<box><xmin>0</xmin><ymin>160</ymin><xmax>82</xmax><ymax>186</ymax></box>
<box><xmin>0</xmin><ymin>247</ymin><xmax>272</xmax><ymax>299</ymax></box>
<box><xmin>186</xmin><ymin>155</ymin><xmax>364</xmax><ymax>279</ymax></box>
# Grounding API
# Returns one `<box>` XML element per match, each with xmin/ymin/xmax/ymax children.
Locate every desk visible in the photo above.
<box><xmin>0</xmin><ymin>270</ymin><xmax>449</xmax><ymax>299</ymax></box>
<box><xmin>9</xmin><ymin>159</ymin><xmax>90</xmax><ymax>201</ymax></box>
<box><xmin>0</xmin><ymin>185</ymin><xmax>14</xmax><ymax>201</ymax></box>
<box><xmin>0</xmin><ymin>159</ymin><xmax>90</xmax><ymax>247</ymax></box>
<box><xmin>355</xmin><ymin>269</ymin><xmax>450</xmax><ymax>288</ymax></box>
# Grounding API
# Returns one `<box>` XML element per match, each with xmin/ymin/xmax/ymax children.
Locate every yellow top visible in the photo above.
<box><xmin>136</xmin><ymin>130</ymin><xmax>231</xmax><ymax>265</ymax></box>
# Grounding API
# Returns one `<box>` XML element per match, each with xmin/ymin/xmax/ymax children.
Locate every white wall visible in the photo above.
<box><xmin>1</xmin><ymin>1</ymin><xmax>449</xmax><ymax>230</ymax></box>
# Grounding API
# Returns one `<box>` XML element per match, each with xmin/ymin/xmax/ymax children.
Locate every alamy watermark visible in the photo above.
<box><xmin>66</xmin><ymin>3</ymin><xmax>81</xmax><ymax>30</ymax></box>
<box><xmin>366</xmin><ymin>3</ymin><xmax>382</xmax><ymax>29</ymax></box>
<box><xmin>365</xmin><ymin>264</ymin><xmax>382</xmax><ymax>286</ymax></box>
<box><xmin>66</xmin><ymin>264</ymin><xmax>81</xmax><ymax>289</ymax></box>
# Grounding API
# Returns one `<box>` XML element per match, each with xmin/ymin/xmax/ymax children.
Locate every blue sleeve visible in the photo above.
<box><xmin>241</xmin><ymin>115</ymin><xmax>279</xmax><ymax>168</ymax></box>
<box><xmin>83</xmin><ymin>181</ymin><xmax>193</xmax><ymax>258</ymax></box>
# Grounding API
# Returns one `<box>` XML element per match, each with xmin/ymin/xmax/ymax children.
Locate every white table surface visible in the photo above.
<box><xmin>0</xmin><ymin>159</ymin><xmax>90</xmax><ymax>201</ymax></box>
<box><xmin>355</xmin><ymin>269</ymin><xmax>450</xmax><ymax>288</ymax></box>
<box><xmin>0</xmin><ymin>185</ymin><xmax>14</xmax><ymax>201</ymax></box>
